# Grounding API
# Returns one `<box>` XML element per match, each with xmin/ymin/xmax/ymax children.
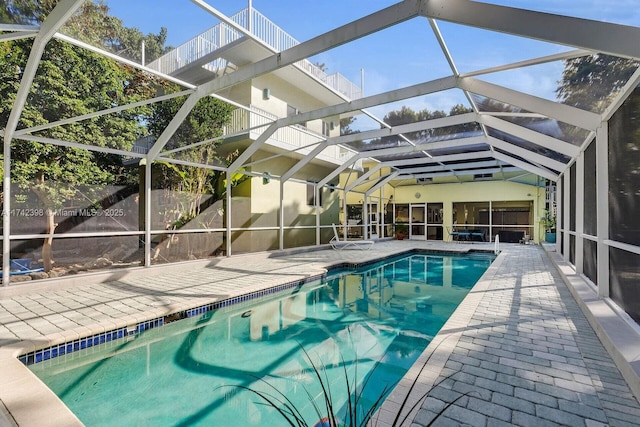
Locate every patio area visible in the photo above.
<box><xmin>1</xmin><ymin>241</ymin><xmax>639</xmax><ymax>426</ymax></box>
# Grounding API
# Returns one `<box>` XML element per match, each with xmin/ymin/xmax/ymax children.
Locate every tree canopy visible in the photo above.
<box><xmin>0</xmin><ymin>0</ymin><xmax>235</xmax><ymax>268</ymax></box>
<box><xmin>556</xmin><ymin>54</ymin><xmax>638</xmax><ymax>113</ymax></box>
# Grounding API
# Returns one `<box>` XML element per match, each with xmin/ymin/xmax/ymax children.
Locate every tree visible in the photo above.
<box><xmin>62</xmin><ymin>1</ymin><xmax>172</xmax><ymax>64</ymax></box>
<box><xmin>146</xmin><ymin>94</ymin><xmax>241</xmax><ymax>229</ymax></box>
<box><xmin>340</xmin><ymin>116</ymin><xmax>358</xmax><ymax>135</ymax></box>
<box><xmin>377</xmin><ymin>104</ymin><xmax>478</xmax><ymax>147</ymax></box>
<box><xmin>0</xmin><ymin>2</ymin><xmax>169</xmax><ymax>271</ymax></box>
<box><xmin>0</xmin><ymin>0</ymin><xmax>56</xmax><ymax>25</ymax></box>
<box><xmin>556</xmin><ymin>54</ymin><xmax>637</xmax><ymax>113</ymax></box>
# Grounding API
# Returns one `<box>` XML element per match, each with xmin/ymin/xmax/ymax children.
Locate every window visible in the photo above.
<box><xmin>306</xmin><ymin>183</ymin><xmax>322</xmax><ymax>206</ymax></box>
<box><xmin>322</xmin><ymin>121</ymin><xmax>330</xmax><ymax>136</ymax></box>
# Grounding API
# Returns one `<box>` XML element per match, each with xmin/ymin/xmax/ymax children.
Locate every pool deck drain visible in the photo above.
<box><xmin>0</xmin><ymin>241</ymin><xmax>639</xmax><ymax>426</ymax></box>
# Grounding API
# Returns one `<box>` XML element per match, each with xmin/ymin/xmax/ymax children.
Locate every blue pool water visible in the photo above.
<box><xmin>29</xmin><ymin>251</ymin><xmax>494</xmax><ymax>426</ymax></box>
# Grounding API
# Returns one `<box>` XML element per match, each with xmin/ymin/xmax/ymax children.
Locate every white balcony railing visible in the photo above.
<box><xmin>147</xmin><ymin>8</ymin><xmax>362</xmax><ymax>100</ymax></box>
<box><xmin>225</xmin><ymin>106</ymin><xmax>351</xmax><ymax>162</ymax></box>
<box><xmin>131</xmin><ymin>107</ymin><xmax>357</xmax><ymax>165</ymax></box>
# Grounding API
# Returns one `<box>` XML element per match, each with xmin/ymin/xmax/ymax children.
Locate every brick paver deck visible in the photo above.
<box><xmin>1</xmin><ymin>241</ymin><xmax>638</xmax><ymax>426</ymax></box>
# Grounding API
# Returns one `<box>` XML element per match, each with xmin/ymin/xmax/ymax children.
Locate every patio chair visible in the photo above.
<box><xmin>330</xmin><ymin>224</ymin><xmax>374</xmax><ymax>250</ymax></box>
<box><xmin>447</xmin><ymin>226</ymin><xmax>460</xmax><ymax>242</ymax></box>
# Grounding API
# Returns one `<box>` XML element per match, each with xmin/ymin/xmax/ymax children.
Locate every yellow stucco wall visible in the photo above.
<box><xmin>251</xmin><ymin>74</ymin><xmax>340</xmax><ymax>137</ymax></box>
<box><xmin>393</xmin><ymin>180</ymin><xmax>545</xmax><ymax>242</ymax></box>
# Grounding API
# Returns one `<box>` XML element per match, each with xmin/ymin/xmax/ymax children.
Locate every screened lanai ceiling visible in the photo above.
<box><xmin>2</xmin><ymin>0</ymin><xmax>640</xmax><ymax>190</ymax></box>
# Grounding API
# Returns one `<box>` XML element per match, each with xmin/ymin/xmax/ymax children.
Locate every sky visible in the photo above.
<box><xmin>104</xmin><ymin>0</ymin><xmax>640</xmax><ymax>129</ymax></box>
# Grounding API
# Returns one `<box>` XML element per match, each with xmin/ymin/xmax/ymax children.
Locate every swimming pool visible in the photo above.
<box><xmin>28</xmin><ymin>251</ymin><xmax>494</xmax><ymax>426</ymax></box>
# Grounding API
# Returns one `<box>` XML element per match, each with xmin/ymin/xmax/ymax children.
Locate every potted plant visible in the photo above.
<box><xmin>395</xmin><ymin>222</ymin><xmax>409</xmax><ymax>240</ymax></box>
<box><xmin>541</xmin><ymin>210</ymin><xmax>556</xmax><ymax>243</ymax></box>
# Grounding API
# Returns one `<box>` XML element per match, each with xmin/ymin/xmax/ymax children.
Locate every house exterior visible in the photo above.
<box><xmin>140</xmin><ymin>7</ymin><xmax>360</xmax><ymax>253</ymax></box>
<box><xmin>142</xmin><ymin>6</ymin><xmax>547</xmax><ymax>253</ymax></box>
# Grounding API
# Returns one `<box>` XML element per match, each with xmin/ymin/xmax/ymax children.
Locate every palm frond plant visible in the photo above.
<box><xmin>215</xmin><ymin>335</ymin><xmax>475</xmax><ymax>427</ymax></box>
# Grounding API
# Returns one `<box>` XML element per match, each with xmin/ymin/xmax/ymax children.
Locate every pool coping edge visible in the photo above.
<box><xmin>0</xmin><ymin>247</ymin><xmax>496</xmax><ymax>426</ymax></box>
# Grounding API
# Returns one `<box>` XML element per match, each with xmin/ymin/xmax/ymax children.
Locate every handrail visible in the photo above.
<box><xmin>146</xmin><ymin>8</ymin><xmax>362</xmax><ymax>99</ymax></box>
<box><xmin>494</xmin><ymin>234</ymin><xmax>500</xmax><ymax>254</ymax></box>
<box><xmin>225</xmin><ymin>105</ymin><xmax>344</xmax><ymax>162</ymax></box>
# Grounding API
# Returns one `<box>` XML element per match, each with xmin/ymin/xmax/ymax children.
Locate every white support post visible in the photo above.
<box><xmin>563</xmin><ymin>171</ymin><xmax>570</xmax><ymax>261</ymax></box>
<box><xmin>489</xmin><ymin>200</ymin><xmax>493</xmax><ymax>242</ymax></box>
<box><xmin>279</xmin><ymin>180</ymin><xmax>284</xmax><ymax>250</ymax></box>
<box><xmin>380</xmin><ymin>188</ymin><xmax>386</xmax><ymax>238</ymax></box>
<box><xmin>144</xmin><ymin>160</ymin><xmax>152</xmax><ymax>267</ymax></box>
<box><xmin>315</xmin><ymin>184</ymin><xmax>321</xmax><ymax>245</ymax></box>
<box><xmin>576</xmin><ymin>152</ymin><xmax>585</xmax><ymax>274</ymax></box>
<box><xmin>363</xmin><ymin>197</ymin><xmax>369</xmax><ymax>240</ymax></box>
<box><xmin>596</xmin><ymin>124</ymin><xmax>610</xmax><ymax>298</ymax></box>
<box><xmin>556</xmin><ymin>179</ymin><xmax>562</xmax><ymax>254</ymax></box>
<box><xmin>2</xmin><ymin>132</ymin><xmax>11</xmax><ymax>286</ymax></box>
<box><xmin>226</xmin><ymin>171</ymin><xmax>232</xmax><ymax>257</ymax></box>
<box><xmin>1</xmin><ymin>0</ymin><xmax>84</xmax><ymax>285</ymax></box>
<box><xmin>342</xmin><ymin>191</ymin><xmax>348</xmax><ymax>240</ymax></box>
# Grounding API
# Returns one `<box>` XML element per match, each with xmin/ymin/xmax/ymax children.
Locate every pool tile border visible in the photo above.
<box><xmin>18</xmin><ymin>273</ymin><xmax>326</xmax><ymax>366</ymax></box>
<box><xmin>18</xmin><ymin>248</ymin><xmax>497</xmax><ymax>367</ymax></box>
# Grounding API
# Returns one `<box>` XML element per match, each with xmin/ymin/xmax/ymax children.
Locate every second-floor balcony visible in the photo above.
<box><xmin>225</xmin><ymin>106</ymin><xmax>357</xmax><ymax>166</ymax></box>
<box><xmin>128</xmin><ymin>105</ymin><xmax>359</xmax><ymax>168</ymax></box>
<box><xmin>147</xmin><ymin>7</ymin><xmax>362</xmax><ymax>100</ymax></box>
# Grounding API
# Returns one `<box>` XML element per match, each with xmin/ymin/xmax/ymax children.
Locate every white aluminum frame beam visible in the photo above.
<box><xmin>2</xmin><ymin>0</ymin><xmax>86</xmax><ymax>286</ymax></box>
<box><xmin>458</xmin><ymin>77</ymin><xmax>600</xmax><ymax>132</ymax></box>
<box><xmin>460</xmin><ymin>49</ymin><xmax>592</xmax><ymax>79</ymax></box>
<box><xmin>280</xmin><ymin>141</ymin><xmax>331</xmax><ymax>182</ymax></box>
<box><xmin>596</xmin><ymin>124</ymin><xmax>610</xmax><ymax>297</ymax></box>
<box><xmin>400</xmin><ymin>166</ymin><xmax>520</xmax><ymax>180</ymax></box>
<box><xmin>421</xmin><ymin>0</ymin><xmax>640</xmax><ymax>60</ymax></box>
<box><xmin>478</xmin><ymin>115</ymin><xmax>580</xmax><ymax>158</ymax></box>
<box><xmin>360</xmin><ymin>136</ymin><xmax>488</xmax><ymax>161</ymax></box>
<box><xmin>226</xmin><ymin>122</ymin><xmax>280</xmax><ymax>174</ymax></box>
<box><xmin>0</xmin><ymin>24</ymin><xmax>40</xmax><ymax>32</ymax></box>
<box><xmin>398</xmin><ymin>160</ymin><xmax>504</xmax><ymax>175</ymax></box>
<box><xmin>0</xmin><ymin>31</ymin><xmax>38</xmax><ymax>42</ymax></box>
<box><xmin>487</xmin><ymin>136</ymin><xmax>567</xmax><ymax>172</ymax></box>
<box><xmin>347</xmin><ymin>174</ymin><xmax>394</xmax><ymax>200</ymax></box>
<box><xmin>3</xmin><ymin>0</ymin><xmax>85</xmax><ymax>144</ymax></box>
<box><xmin>223</xmin><ymin>76</ymin><xmax>460</xmax><ymax>173</ymax></box>
<box><xmin>145</xmin><ymin>0</ymin><xmax>424</xmax><ymax>162</ymax></box>
<box><xmin>345</xmin><ymin>163</ymin><xmax>385</xmax><ymax>193</ymax></box>
<box><xmin>383</xmin><ymin>151</ymin><xmax>492</xmax><ymax>168</ymax></box>
<box><xmin>16</xmin><ymin>90</ymin><xmax>194</xmax><ymax>136</ymax></box>
<box><xmin>337</xmin><ymin>111</ymin><xmax>477</xmax><ymax>146</ymax></box>
<box><xmin>55</xmin><ymin>33</ymin><xmax>197</xmax><ymax>89</ymax></box>
<box><xmin>365</xmin><ymin>172</ymin><xmax>400</xmax><ymax>197</ymax></box>
<box><xmin>11</xmin><ymin>134</ymin><xmax>145</xmax><ymax>159</ymax></box>
<box><xmin>276</xmin><ymin>76</ymin><xmax>457</xmax><ymax>130</ymax></box>
<box><xmin>250</xmin><ymin>110</ymin><xmax>478</xmax><ymax>183</ymax></box>
<box><xmin>492</xmin><ymin>151</ymin><xmax>559</xmax><ymax>182</ymax></box>
<box><xmin>601</xmin><ymin>67</ymin><xmax>640</xmax><ymax>122</ymax></box>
